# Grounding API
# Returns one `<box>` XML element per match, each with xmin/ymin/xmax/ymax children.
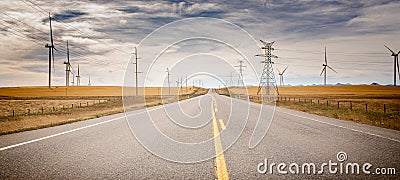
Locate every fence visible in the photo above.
<box><xmin>221</xmin><ymin>93</ymin><xmax>399</xmax><ymax>114</ymax></box>
<box><xmin>273</xmin><ymin>96</ymin><xmax>399</xmax><ymax>114</ymax></box>
<box><xmin>6</xmin><ymin>99</ymin><xmax>112</xmax><ymax>118</ymax></box>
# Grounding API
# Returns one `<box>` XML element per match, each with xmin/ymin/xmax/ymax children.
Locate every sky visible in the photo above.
<box><xmin>0</xmin><ymin>0</ymin><xmax>399</xmax><ymax>88</ymax></box>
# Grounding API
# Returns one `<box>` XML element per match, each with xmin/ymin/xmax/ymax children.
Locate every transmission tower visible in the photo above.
<box><xmin>235</xmin><ymin>60</ymin><xmax>246</xmax><ymax>86</ymax></box>
<box><xmin>255</xmin><ymin>40</ymin><xmax>279</xmax><ymax>95</ymax></box>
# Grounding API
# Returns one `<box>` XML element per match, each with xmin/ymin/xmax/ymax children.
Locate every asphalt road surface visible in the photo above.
<box><xmin>1</xmin><ymin>90</ymin><xmax>399</xmax><ymax>179</ymax></box>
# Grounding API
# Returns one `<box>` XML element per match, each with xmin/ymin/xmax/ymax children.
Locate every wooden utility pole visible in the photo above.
<box><xmin>166</xmin><ymin>68</ymin><xmax>171</xmax><ymax>95</ymax></box>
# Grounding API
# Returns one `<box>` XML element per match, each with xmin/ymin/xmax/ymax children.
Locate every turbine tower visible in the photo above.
<box><xmin>320</xmin><ymin>46</ymin><xmax>337</xmax><ymax>86</ymax></box>
<box><xmin>44</xmin><ymin>13</ymin><xmax>57</xmax><ymax>88</ymax></box>
<box><xmin>255</xmin><ymin>40</ymin><xmax>279</xmax><ymax>95</ymax></box>
<box><xmin>63</xmin><ymin>41</ymin><xmax>72</xmax><ymax>86</ymax></box>
<box><xmin>277</xmin><ymin>66</ymin><xmax>288</xmax><ymax>87</ymax></box>
<box><xmin>384</xmin><ymin>45</ymin><xmax>400</xmax><ymax>86</ymax></box>
<box><xmin>88</xmin><ymin>75</ymin><xmax>91</xmax><ymax>86</ymax></box>
<box><xmin>76</xmin><ymin>64</ymin><xmax>81</xmax><ymax>86</ymax></box>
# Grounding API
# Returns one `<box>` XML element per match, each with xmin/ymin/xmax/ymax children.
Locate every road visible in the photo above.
<box><xmin>1</xmin><ymin>90</ymin><xmax>399</xmax><ymax>179</ymax></box>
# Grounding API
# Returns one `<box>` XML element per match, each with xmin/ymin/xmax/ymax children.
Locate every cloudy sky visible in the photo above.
<box><xmin>0</xmin><ymin>0</ymin><xmax>399</xmax><ymax>87</ymax></box>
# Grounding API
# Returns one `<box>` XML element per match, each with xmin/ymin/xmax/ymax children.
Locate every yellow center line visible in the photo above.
<box><xmin>219</xmin><ymin>119</ymin><xmax>226</xmax><ymax>130</ymax></box>
<box><xmin>212</xmin><ymin>101</ymin><xmax>229</xmax><ymax>180</ymax></box>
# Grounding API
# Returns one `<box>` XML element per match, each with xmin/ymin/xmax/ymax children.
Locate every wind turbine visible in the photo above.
<box><xmin>277</xmin><ymin>66</ymin><xmax>288</xmax><ymax>86</ymax></box>
<box><xmin>384</xmin><ymin>45</ymin><xmax>400</xmax><ymax>86</ymax></box>
<box><xmin>45</xmin><ymin>13</ymin><xmax>57</xmax><ymax>88</ymax></box>
<box><xmin>88</xmin><ymin>75</ymin><xmax>91</xmax><ymax>86</ymax></box>
<box><xmin>76</xmin><ymin>64</ymin><xmax>81</xmax><ymax>86</ymax></box>
<box><xmin>320</xmin><ymin>46</ymin><xmax>337</xmax><ymax>86</ymax></box>
<box><xmin>63</xmin><ymin>41</ymin><xmax>72</xmax><ymax>86</ymax></box>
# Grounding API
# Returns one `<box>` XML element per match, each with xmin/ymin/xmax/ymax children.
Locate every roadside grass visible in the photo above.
<box><xmin>276</xmin><ymin>100</ymin><xmax>400</xmax><ymax>130</ymax></box>
<box><xmin>216</xmin><ymin>85</ymin><xmax>400</xmax><ymax>131</ymax></box>
<box><xmin>0</xmin><ymin>87</ymin><xmax>208</xmax><ymax>135</ymax></box>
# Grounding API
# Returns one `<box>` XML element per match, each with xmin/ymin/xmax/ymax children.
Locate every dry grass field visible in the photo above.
<box><xmin>217</xmin><ymin>85</ymin><xmax>400</xmax><ymax>130</ymax></box>
<box><xmin>0</xmin><ymin>86</ymin><xmax>208</xmax><ymax>135</ymax></box>
<box><xmin>0</xmin><ymin>86</ymin><xmax>198</xmax><ymax>97</ymax></box>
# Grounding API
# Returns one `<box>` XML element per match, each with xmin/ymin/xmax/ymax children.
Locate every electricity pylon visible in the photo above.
<box><xmin>255</xmin><ymin>40</ymin><xmax>279</xmax><ymax>95</ymax></box>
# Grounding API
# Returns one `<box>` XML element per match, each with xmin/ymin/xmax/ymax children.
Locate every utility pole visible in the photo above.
<box><xmin>133</xmin><ymin>47</ymin><xmax>142</xmax><ymax>96</ymax></box>
<box><xmin>256</xmin><ymin>40</ymin><xmax>279</xmax><ymax>95</ymax></box>
<box><xmin>185</xmin><ymin>75</ymin><xmax>188</xmax><ymax>93</ymax></box>
<box><xmin>235</xmin><ymin>60</ymin><xmax>246</xmax><ymax>86</ymax></box>
<box><xmin>230</xmin><ymin>71</ymin><xmax>233</xmax><ymax>86</ymax></box>
<box><xmin>166</xmin><ymin>68</ymin><xmax>171</xmax><ymax>95</ymax></box>
<box><xmin>180</xmin><ymin>77</ymin><xmax>183</xmax><ymax>89</ymax></box>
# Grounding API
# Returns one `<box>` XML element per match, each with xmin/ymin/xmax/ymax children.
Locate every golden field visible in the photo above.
<box><xmin>0</xmin><ymin>86</ymin><xmax>208</xmax><ymax>135</ymax></box>
<box><xmin>217</xmin><ymin>85</ymin><xmax>400</xmax><ymax>130</ymax></box>
<box><xmin>220</xmin><ymin>85</ymin><xmax>400</xmax><ymax>97</ymax></box>
<box><xmin>0</xmin><ymin>86</ymin><xmax>198</xmax><ymax>97</ymax></box>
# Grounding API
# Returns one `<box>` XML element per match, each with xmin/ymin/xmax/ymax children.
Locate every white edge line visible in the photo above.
<box><xmin>277</xmin><ymin>110</ymin><xmax>400</xmax><ymax>143</ymax></box>
<box><xmin>0</xmin><ymin>116</ymin><xmax>125</xmax><ymax>151</ymax></box>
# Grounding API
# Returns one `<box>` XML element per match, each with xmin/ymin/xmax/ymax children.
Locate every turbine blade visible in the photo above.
<box><xmin>282</xmin><ymin>66</ymin><xmax>288</xmax><ymax>74</ymax></box>
<box><xmin>397</xmin><ymin>58</ymin><xmax>400</xmax><ymax>80</ymax></box>
<box><xmin>324</xmin><ymin>46</ymin><xmax>327</xmax><ymax>65</ymax></box>
<box><xmin>320</xmin><ymin>67</ymin><xmax>326</xmax><ymax>76</ymax></box>
<box><xmin>384</xmin><ymin>45</ymin><xmax>395</xmax><ymax>54</ymax></box>
<box><xmin>327</xmin><ymin>65</ymin><xmax>338</xmax><ymax>74</ymax></box>
<box><xmin>49</xmin><ymin>13</ymin><xmax>54</xmax><ymax>46</ymax></box>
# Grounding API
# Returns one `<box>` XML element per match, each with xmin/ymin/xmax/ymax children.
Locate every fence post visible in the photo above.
<box><xmin>53</xmin><ymin>106</ymin><xmax>55</xmax><ymax>111</ymax></box>
<box><xmin>384</xmin><ymin>104</ymin><xmax>386</xmax><ymax>113</ymax></box>
<box><xmin>318</xmin><ymin>100</ymin><xmax>319</xmax><ymax>104</ymax></box>
<box><xmin>80</xmin><ymin>103</ymin><xmax>82</xmax><ymax>107</ymax></box>
<box><xmin>87</xmin><ymin>102</ymin><xmax>89</xmax><ymax>106</ymax></box>
<box><xmin>365</xmin><ymin>104</ymin><xmax>368</xmax><ymax>113</ymax></box>
<box><xmin>41</xmin><ymin>107</ymin><xmax>44</xmax><ymax>114</ymax></box>
<box><xmin>337</xmin><ymin>102</ymin><xmax>340</xmax><ymax>109</ymax></box>
<box><xmin>311</xmin><ymin>99</ymin><xmax>313</xmax><ymax>104</ymax></box>
<box><xmin>326</xmin><ymin>100</ymin><xmax>329</xmax><ymax>107</ymax></box>
<box><xmin>350</xmin><ymin>102</ymin><xmax>352</xmax><ymax>110</ymax></box>
<box><xmin>28</xmin><ymin>109</ymin><xmax>30</xmax><ymax>115</ymax></box>
<box><xmin>13</xmin><ymin>110</ymin><xmax>15</xmax><ymax>117</ymax></box>
<box><xmin>72</xmin><ymin>104</ymin><xmax>74</xmax><ymax>108</ymax></box>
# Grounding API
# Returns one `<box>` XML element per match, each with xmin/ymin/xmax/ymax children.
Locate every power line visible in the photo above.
<box><xmin>0</xmin><ymin>23</ymin><xmax>46</xmax><ymax>45</ymax></box>
<box><xmin>19</xmin><ymin>0</ymin><xmax>131</xmax><ymax>54</ymax></box>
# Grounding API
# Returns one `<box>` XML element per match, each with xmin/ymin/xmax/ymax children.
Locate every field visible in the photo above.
<box><xmin>0</xmin><ymin>86</ymin><xmax>208</xmax><ymax>135</ymax></box>
<box><xmin>0</xmin><ymin>86</ymin><xmax>197</xmax><ymax>97</ymax></box>
<box><xmin>217</xmin><ymin>85</ymin><xmax>400</xmax><ymax>130</ymax></box>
